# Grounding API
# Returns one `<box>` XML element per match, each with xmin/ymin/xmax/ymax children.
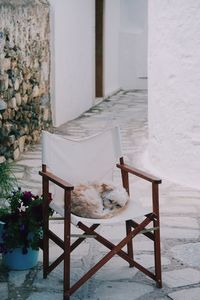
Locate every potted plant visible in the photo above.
<box><xmin>0</xmin><ymin>188</ymin><xmax>53</xmax><ymax>270</ymax></box>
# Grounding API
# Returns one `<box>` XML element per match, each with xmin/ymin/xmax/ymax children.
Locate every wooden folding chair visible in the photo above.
<box><xmin>39</xmin><ymin>127</ymin><xmax>162</xmax><ymax>300</ymax></box>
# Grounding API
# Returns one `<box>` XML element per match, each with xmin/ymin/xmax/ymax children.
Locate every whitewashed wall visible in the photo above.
<box><xmin>49</xmin><ymin>0</ymin><xmax>121</xmax><ymax>126</ymax></box>
<box><xmin>148</xmin><ymin>0</ymin><xmax>200</xmax><ymax>189</ymax></box>
<box><xmin>103</xmin><ymin>0</ymin><xmax>120</xmax><ymax>97</ymax></box>
<box><xmin>49</xmin><ymin>0</ymin><xmax>95</xmax><ymax>127</ymax></box>
<box><xmin>119</xmin><ymin>0</ymin><xmax>147</xmax><ymax>90</ymax></box>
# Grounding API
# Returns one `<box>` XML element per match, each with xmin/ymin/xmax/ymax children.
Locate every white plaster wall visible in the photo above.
<box><xmin>103</xmin><ymin>0</ymin><xmax>120</xmax><ymax>97</ymax></box>
<box><xmin>148</xmin><ymin>0</ymin><xmax>200</xmax><ymax>188</ymax></box>
<box><xmin>119</xmin><ymin>0</ymin><xmax>147</xmax><ymax>90</ymax></box>
<box><xmin>49</xmin><ymin>0</ymin><xmax>95</xmax><ymax>127</ymax></box>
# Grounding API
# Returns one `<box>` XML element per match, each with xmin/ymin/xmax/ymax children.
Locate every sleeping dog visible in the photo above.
<box><xmin>71</xmin><ymin>182</ymin><xmax>130</xmax><ymax>219</ymax></box>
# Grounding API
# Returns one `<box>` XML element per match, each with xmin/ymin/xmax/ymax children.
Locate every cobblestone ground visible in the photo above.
<box><xmin>1</xmin><ymin>90</ymin><xmax>200</xmax><ymax>300</ymax></box>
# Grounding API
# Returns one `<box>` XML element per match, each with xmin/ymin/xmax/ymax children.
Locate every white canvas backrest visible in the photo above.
<box><xmin>42</xmin><ymin>127</ymin><xmax>122</xmax><ymax>186</ymax></box>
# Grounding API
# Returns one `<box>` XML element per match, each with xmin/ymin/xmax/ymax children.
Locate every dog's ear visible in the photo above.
<box><xmin>101</xmin><ymin>183</ymin><xmax>113</xmax><ymax>192</ymax></box>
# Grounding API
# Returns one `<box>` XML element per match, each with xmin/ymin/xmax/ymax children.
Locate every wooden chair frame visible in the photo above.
<box><xmin>39</xmin><ymin>157</ymin><xmax>162</xmax><ymax>300</ymax></box>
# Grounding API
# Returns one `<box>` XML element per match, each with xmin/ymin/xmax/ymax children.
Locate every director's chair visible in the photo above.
<box><xmin>39</xmin><ymin>127</ymin><xmax>162</xmax><ymax>300</ymax></box>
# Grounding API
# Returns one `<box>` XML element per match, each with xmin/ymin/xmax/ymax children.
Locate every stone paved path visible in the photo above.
<box><xmin>1</xmin><ymin>90</ymin><xmax>200</xmax><ymax>299</ymax></box>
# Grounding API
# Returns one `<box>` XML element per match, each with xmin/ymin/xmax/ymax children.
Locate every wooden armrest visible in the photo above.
<box><xmin>116</xmin><ymin>163</ymin><xmax>162</xmax><ymax>184</ymax></box>
<box><xmin>39</xmin><ymin>170</ymin><xmax>74</xmax><ymax>190</ymax></box>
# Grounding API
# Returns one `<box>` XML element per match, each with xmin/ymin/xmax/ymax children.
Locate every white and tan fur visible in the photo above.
<box><xmin>71</xmin><ymin>182</ymin><xmax>130</xmax><ymax>219</ymax></box>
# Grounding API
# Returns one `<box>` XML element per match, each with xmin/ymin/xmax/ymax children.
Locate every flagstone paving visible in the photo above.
<box><xmin>1</xmin><ymin>90</ymin><xmax>200</xmax><ymax>299</ymax></box>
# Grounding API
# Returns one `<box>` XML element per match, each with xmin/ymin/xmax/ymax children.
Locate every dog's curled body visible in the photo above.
<box><xmin>71</xmin><ymin>182</ymin><xmax>130</xmax><ymax>219</ymax></box>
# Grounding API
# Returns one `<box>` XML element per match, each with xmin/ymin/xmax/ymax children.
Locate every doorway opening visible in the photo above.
<box><xmin>95</xmin><ymin>0</ymin><xmax>104</xmax><ymax>98</ymax></box>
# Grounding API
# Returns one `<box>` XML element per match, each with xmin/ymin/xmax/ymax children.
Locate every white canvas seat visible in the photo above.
<box><xmin>50</xmin><ymin>199</ymin><xmax>150</xmax><ymax>226</ymax></box>
<box><xmin>40</xmin><ymin>127</ymin><xmax>162</xmax><ymax>300</ymax></box>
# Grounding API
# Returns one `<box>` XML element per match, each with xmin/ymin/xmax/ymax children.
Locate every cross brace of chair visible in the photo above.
<box><xmin>45</xmin><ymin>212</ymin><xmax>161</xmax><ymax>298</ymax></box>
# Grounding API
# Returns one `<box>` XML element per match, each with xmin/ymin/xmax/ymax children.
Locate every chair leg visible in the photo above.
<box><xmin>63</xmin><ymin>233</ymin><xmax>71</xmax><ymax>300</ymax></box>
<box><xmin>63</xmin><ymin>190</ymin><xmax>71</xmax><ymax>300</ymax></box>
<box><xmin>152</xmin><ymin>183</ymin><xmax>162</xmax><ymax>288</ymax></box>
<box><xmin>126</xmin><ymin>220</ymin><xmax>134</xmax><ymax>267</ymax></box>
<box><xmin>43</xmin><ymin>223</ymin><xmax>49</xmax><ymax>278</ymax></box>
<box><xmin>42</xmin><ymin>167</ymin><xmax>50</xmax><ymax>279</ymax></box>
<box><xmin>43</xmin><ymin>213</ymin><xmax>49</xmax><ymax>279</ymax></box>
<box><xmin>154</xmin><ymin>218</ymin><xmax>162</xmax><ymax>288</ymax></box>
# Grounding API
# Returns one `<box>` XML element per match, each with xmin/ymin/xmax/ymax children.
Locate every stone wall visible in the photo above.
<box><xmin>0</xmin><ymin>0</ymin><xmax>51</xmax><ymax>162</ymax></box>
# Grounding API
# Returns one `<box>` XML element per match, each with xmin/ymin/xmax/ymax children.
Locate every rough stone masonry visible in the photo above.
<box><xmin>0</xmin><ymin>0</ymin><xmax>51</xmax><ymax>162</ymax></box>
